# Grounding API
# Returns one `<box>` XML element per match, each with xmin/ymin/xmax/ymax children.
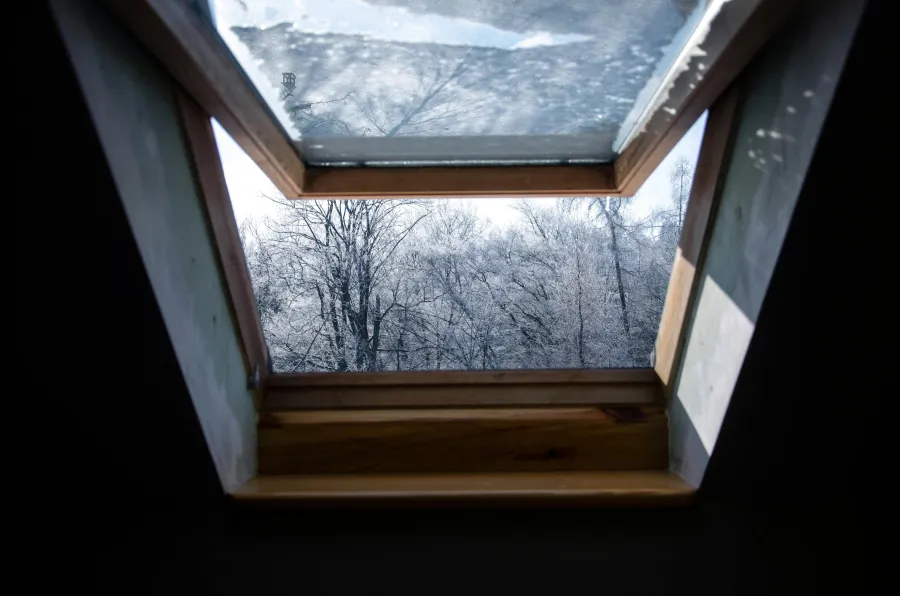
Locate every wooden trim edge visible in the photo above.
<box><xmin>105</xmin><ymin>0</ymin><xmax>305</xmax><ymax>198</ymax></box>
<box><xmin>615</xmin><ymin>0</ymin><xmax>797</xmax><ymax>196</ymax></box>
<box><xmin>302</xmin><ymin>163</ymin><xmax>618</xmax><ymax>198</ymax></box>
<box><xmin>231</xmin><ymin>472</ymin><xmax>695</xmax><ymax>507</ymax></box>
<box><xmin>654</xmin><ymin>86</ymin><xmax>742</xmax><ymax>395</ymax></box>
<box><xmin>177</xmin><ymin>90</ymin><xmax>269</xmax><ymax>405</ymax></box>
<box><xmin>264</xmin><ymin>384</ymin><xmax>663</xmax><ymax>410</ymax></box>
<box><xmin>264</xmin><ymin>369</ymin><xmax>663</xmax><ymax>410</ymax></box>
<box><xmin>267</xmin><ymin>368</ymin><xmax>657</xmax><ymax>387</ymax></box>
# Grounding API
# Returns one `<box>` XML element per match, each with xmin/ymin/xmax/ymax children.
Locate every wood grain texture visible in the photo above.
<box><xmin>265</xmin><ymin>369</ymin><xmax>662</xmax><ymax>409</ymax></box>
<box><xmin>303</xmin><ymin>164</ymin><xmax>618</xmax><ymax>198</ymax></box>
<box><xmin>654</xmin><ymin>88</ymin><xmax>740</xmax><ymax>394</ymax></box>
<box><xmin>178</xmin><ymin>91</ymin><xmax>268</xmax><ymax>403</ymax></box>
<box><xmin>232</xmin><ymin>471</ymin><xmax>694</xmax><ymax>507</ymax></box>
<box><xmin>265</xmin><ymin>381</ymin><xmax>662</xmax><ymax>410</ymax></box>
<box><xmin>268</xmin><ymin>368</ymin><xmax>657</xmax><ymax>386</ymax></box>
<box><xmin>104</xmin><ymin>0</ymin><xmax>305</xmax><ymax>197</ymax></box>
<box><xmin>615</xmin><ymin>0</ymin><xmax>798</xmax><ymax>196</ymax></box>
<box><xmin>258</xmin><ymin>406</ymin><xmax>668</xmax><ymax>474</ymax></box>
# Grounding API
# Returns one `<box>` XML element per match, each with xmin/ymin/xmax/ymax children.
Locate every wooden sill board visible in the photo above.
<box><xmin>231</xmin><ymin>472</ymin><xmax>694</xmax><ymax>507</ymax></box>
<box><xmin>264</xmin><ymin>369</ymin><xmax>663</xmax><ymax>410</ymax></box>
<box><xmin>259</xmin><ymin>407</ymin><xmax>668</xmax><ymax>475</ymax></box>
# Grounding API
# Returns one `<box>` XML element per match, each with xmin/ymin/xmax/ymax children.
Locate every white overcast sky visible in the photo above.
<box><xmin>208</xmin><ymin>0</ymin><xmax>708</xmax><ymax>227</ymax></box>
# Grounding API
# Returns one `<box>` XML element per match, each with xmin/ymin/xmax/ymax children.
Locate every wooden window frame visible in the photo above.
<box><xmin>107</xmin><ymin>0</ymin><xmax>793</xmax><ymax>199</ymax></box>
<box><xmin>653</xmin><ymin>88</ymin><xmax>741</xmax><ymax>397</ymax></box>
<box><xmin>139</xmin><ymin>0</ymin><xmax>752</xmax><ymax>503</ymax></box>
<box><xmin>49</xmin><ymin>0</ymin><xmax>839</xmax><ymax>504</ymax></box>
<box><xmin>169</xmin><ymin>39</ymin><xmax>743</xmax><ymax>506</ymax></box>
<box><xmin>141</xmin><ymin>0</ymin><xmax>768</xmax><ymax>407</ymax></box>
<box><xmin>177</xmin><ymin>82</ymin><xmax>740</xmax><ymax>412</ymax></box>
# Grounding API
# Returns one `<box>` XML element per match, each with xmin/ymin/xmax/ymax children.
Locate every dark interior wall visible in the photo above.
<box><xmin>19</xmin><ymin>1</ymin><xmax>888</xmax><ymax>594</ymax></box>
<box><xmin>19</xmin><ymin>2</ymin><xmax>225</xmax><ymax>586</ymax></box>
<box><xmin>51</xmin><ymin>0</ymin><xmax>257</xmax><ymax>492</ymax></box>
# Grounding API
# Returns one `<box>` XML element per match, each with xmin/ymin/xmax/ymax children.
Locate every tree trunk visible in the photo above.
<box><xmin>604</xmin><ymin>198</ymin><xmax>630</xmax><ymax>336</ymax></box>
<box><xmin>575</xmin><ymin>248</ymin><xmax>586</xmax><ymax>368</ymax></box>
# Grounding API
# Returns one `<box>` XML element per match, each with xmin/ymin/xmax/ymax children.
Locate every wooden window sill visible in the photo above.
<box><xmin>251</xmin><ymin>374</ymin><xmax>679</xmax><ymax>507</ymax></box>
<box><xmin>231</xmin><ymin>471</ymin><xmax>694</xmax><ymax>507</ymax></box>
<box><xmin>258</xmin><ymin>406</ymin><xmax>668</xmax><ymax>475</ymax></box>
<box><xmin>263</xmin><ymin>368</ymin><xmax>663</xmax><ymax>410</ymax></box>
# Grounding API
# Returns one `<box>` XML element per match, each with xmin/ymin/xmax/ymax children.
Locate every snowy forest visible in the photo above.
<box><xmin>219</xmin><ymin>1</ymin><xmax>701</xmax><ymax>371</ymax></box>
<box><xmin>240</xmin><ymin>158</ymin><xmax>692</xmax><ymax>373</ymax></box>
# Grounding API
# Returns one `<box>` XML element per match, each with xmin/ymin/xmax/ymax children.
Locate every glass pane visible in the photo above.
<box><xmin>214</xmin><ymin>111</ymin><xmax>707</xmax><ymax>371</ymax></box>
<box><xmin>208</xmin><ymin>0</ymin><xmax>715</xmax><ymax>165</ymax></box>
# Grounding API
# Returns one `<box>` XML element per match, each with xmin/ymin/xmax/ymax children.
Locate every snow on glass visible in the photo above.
<box><xmin>207</xmin><ymin>0</ymin><xmax>713</xmax><ymax>164</ymax></box>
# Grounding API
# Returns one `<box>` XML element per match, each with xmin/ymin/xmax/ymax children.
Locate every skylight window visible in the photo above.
<box><xmin>208</xmin><ymin>0</ymin><xmax>717</xmax><ymax>166</ymax></box>
<box><xmin>214</xmin><ymin>111</ymin><xmax>707</xmax><ymax>372</ymax></box>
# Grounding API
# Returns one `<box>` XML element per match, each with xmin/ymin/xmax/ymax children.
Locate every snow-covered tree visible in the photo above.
<box><xmin>243</xmin><ymin>161</ymin><xmax>692</xmax><ymax>372</ymax></box>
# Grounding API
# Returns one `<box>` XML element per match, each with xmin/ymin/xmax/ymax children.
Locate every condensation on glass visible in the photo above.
<box><xmin>207</xmin><ymin>0</ymin><xmax>717</xmax><ymax>166</ymax></box>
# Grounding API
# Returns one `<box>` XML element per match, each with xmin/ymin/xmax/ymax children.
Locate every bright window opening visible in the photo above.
<box><xmin>213</xmin><ymin>112</ymin><xmax>706</xmax><ymax>372</ymax></box>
